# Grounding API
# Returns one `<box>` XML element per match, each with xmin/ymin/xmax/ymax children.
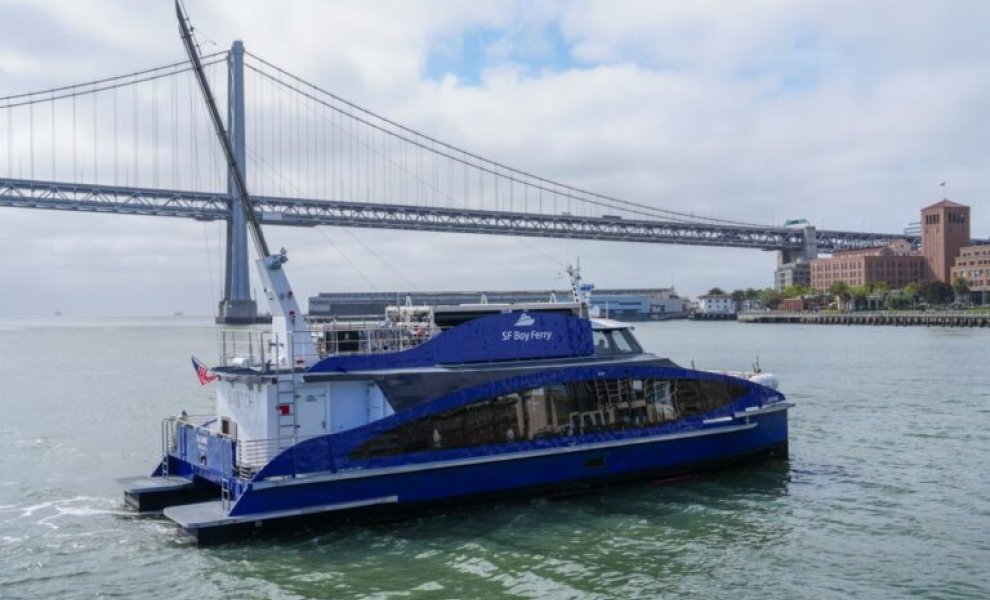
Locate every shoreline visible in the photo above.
<box><xmin>737</xmin><ymin>310</ymin><xmax>990</xmax><ymax>328</ymax></box>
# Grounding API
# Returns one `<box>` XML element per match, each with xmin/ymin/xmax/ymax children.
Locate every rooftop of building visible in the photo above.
<box><xmin>311</xmin><ymin>287</ymin><xmax>678</xmax><ymax>300</ymax></box>
<box><xmin>922</xmin><ymin>198</ymin><xmax>969</xmax><ymax>211</ymax></box>
<box><xmin>814</xmin><ymin>239</ymin><xmax>919</xmax><ymax>260</ymax></box>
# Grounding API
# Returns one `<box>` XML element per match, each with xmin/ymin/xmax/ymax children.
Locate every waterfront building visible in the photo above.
<box><xmin>775</xmin><ymin>260</ymin><xmax>811</xmax><ymax>290</ymax></box>
<box><xmin>309</xmin><ymin>287</ymin><xmax>687</xmax><ymax>321</ymax></box>
<box><xmin>739</xmin><ymin>299</ymin><xmax>763</xmax><ymax>312</ymax></box>
<box><xmin>591</xmin><ymin>294</ymin><xmax>651</xmax><ymax>320</ymax></box>
<box><xmin>780</xmin><ymin>297</ymin><xmax>806</xmax><ymax>311</ymax></box>
<box><xmin>787</xmin><ymin>199</ymin><xmax>978</xmax><ymax>293</ymax></box>
<box><xmin>310</xmin><ymin>290</ymin><xmax>559</xmax><ymax>320</ymax></box>
<box><xmin>597</xmin><ymin>287</ymin><xmax>690</xmax><ymax>319</ymax></box>
<box><xmin>922</xmin><ymin>199</ymin><xmax>971</xmax><ymax>283</ymax></box>
<box><xmin>951</xmin><ymin>245</ymin><xmax>990</xmax><ymax>297</ymax></box>
<box><xmin>809</xmin><ymin>241</ymin><xmax>926</xmax><ymax>292</ymax></box>
<box><xmin>698</xmin><ymin>294</ymin><xmax>736</xmax><ymax>315</ymax></box>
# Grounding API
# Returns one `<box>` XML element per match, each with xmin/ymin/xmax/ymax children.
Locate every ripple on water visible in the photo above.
<box><xmin>1</xmin><ymin>321</ymin><xmax>989</xmax><ymax>599</ymax></box>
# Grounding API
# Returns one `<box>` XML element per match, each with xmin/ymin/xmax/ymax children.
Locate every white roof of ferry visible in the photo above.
<box><xmin>590</xmin><ymin>318</ymin><xmax>634</xmax><ymax>330</ymax></box>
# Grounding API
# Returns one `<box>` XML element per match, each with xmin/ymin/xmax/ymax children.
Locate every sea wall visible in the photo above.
<box><xmin>737</xmin><ymin>311</ymin><xmax>990</xmax><ymax>328</ymax></box>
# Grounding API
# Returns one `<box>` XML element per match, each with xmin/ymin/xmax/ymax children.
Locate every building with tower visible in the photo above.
<box><xmin>921</xmin><ymin>200</ymin><xmax>971</xmax><ymax>283</ymax></box>
<box><xmin>808</xmin><ymin>199</ymin><xmax>978</xmax><ymax>292</ymax></box>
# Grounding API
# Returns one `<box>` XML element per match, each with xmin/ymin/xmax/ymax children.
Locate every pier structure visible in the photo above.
<box><xmin>738</xmin><ymin>311</ymin><xmax>990</xmax><ymax>328</ymax></box>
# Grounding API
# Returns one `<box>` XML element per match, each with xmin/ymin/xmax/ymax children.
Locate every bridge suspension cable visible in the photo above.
<box><xmin>1</xmin><ymin>53</ymin><xmax>229</xmax><ymax>193</ymax></box>
<box><xmin>0</xmin><ymin>46</ymin><xmax>773</xmax><ymax>229</ymax></box>
<box><xmin>243</xmin><ymin>50</ymin><xmax>767</xmax><ymax>228</ymax></box>
<box><xmin>0</xmin><ymin>53</ymin><xmax>225</xmax><ymax>108</ymax></box>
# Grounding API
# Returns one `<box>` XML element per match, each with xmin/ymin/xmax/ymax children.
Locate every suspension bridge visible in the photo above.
<box><xmin>0</xmin><ymin>40</ymin><xmax>912</xmax><ymax>322</ymax></box>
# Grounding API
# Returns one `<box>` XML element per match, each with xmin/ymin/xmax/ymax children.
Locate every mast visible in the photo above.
<box><xmin>175</xmin><ymin>1</ymin><xmax>319</xmax><ymax>367</ymax></box>
<box><xmin>567</xmin><ymin>260</ymin><xmax>592</xmax><ymax>318</ymax></box>
<box><xmin>175</xmin><ymin>1</ymin><xmax>268</xmax><ymax>258</ymax></box>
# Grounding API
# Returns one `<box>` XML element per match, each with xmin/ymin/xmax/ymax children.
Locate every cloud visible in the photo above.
<box><xmin>0</xmin><ymin>0</ymin><xmax>987</xmax><ymax>317</ymax></box>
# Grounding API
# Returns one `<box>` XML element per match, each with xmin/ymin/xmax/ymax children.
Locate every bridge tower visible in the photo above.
<box><xmin>217</xmin><ymin>40</ymin><xmax>267</xmax><ymax>324</ymax></box>
<box><xmin>774</xmin><ymin>225</ymin><xmax>818</xmax><ymax>290</ymax></box>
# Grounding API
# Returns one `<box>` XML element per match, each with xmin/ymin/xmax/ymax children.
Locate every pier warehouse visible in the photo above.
<box><xmin>309</xmin><ymin>288</ymin><xmax>688</xmax><ymax>322</ymax></box>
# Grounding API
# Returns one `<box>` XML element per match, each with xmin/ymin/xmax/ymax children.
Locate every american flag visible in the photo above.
<box><xmin>191</xmin><ymin>356</ymin><xmax>218</xmax><ymax>385</ymax></box>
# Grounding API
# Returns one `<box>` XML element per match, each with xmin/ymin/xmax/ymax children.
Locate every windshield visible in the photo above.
<box><xmin>592</xmin><ymin>328</ymin><xmax>642</xmax><ymax>355</ymax></box>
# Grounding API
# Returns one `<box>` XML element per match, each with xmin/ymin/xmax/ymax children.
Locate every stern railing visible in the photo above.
<box><xmin>234</xmin><ymin>435</ymin><xmax>325</xmax><ymax>480</ymax></box>
<box><xmin>162</xmin><ymin>417</ymin><xmax>327</xmax><ymax>483</ymax></box>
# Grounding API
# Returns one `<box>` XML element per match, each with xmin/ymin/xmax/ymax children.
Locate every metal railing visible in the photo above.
<box><xmin>235</xmin><ymin>435</ymin><xmax>314</xmax><ymax>474</ymax></box>
<box><xmin>219</xmin><ymin>321</ymin><xmax>434</xmax><ymax>368</ymax></box>
<box><xmin>163</xmin><ymin>416</ymin><xmax>326</xmax><ymax>481</ymax></box>
<box><xmin>219</xmin><ymin>328</ymin><xmax>282</xmax><ymax>369</ymax></box>
<box><xmin>312</xmin><ymin>320</ymin><xmax>435</xmax><ymax>357</ymax></box>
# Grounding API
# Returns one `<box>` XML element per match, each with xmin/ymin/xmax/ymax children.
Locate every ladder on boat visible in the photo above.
<box><xmin>220</xmin><ymin>439</ymin><xmax>232</xmax><ymax>510</ymax></box>
<box><xmin>276</xmin><ymin>373</ymin><xmax>298</xmax><ymax>449</ymax></box>
<box><xmin>273</xmin><ymin>331</ymin><xmax>299</xmax><ymax>452</ymax></box>
<box><xmin>159</xmin><ymin>418</ymin><xmax>173</xmax><ymax>478</ymax></box>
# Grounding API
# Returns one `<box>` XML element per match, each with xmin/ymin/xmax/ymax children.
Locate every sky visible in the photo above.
<box><xmin>1</xmin><ymin>0</ymin><xmax>988</xmax><ymax>317</ymax></box>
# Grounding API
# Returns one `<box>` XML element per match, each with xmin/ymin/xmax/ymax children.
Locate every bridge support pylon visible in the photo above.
<box><xmin>217</xmin><ymin>40</ymin><xmax>269</xmax><ymax>324</ymax></box>
<box><xmin>774</xmin><ymin>225</ymin><xmax>818</xmax><ymax>290</ymax></box>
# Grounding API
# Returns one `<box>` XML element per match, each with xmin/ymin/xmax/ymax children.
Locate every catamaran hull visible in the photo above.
<box><xmin>164</xmin><ymin>406</ymin><xmax>789</xmax><ymax>545</ymax></box>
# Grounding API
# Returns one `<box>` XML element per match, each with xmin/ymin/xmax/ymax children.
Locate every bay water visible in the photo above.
<box><xmin>1</xmin><ymin>318</ymin><xmax>987</xmax><ymax>599</ymax></box>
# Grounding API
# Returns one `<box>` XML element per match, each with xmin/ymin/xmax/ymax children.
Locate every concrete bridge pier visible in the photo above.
<box><xmin>774</xmin><ymin>226</ymin><xmax>818</xmax><ymax>290</ymax></box>
<box><xmin>216</xmin><ymin>40</ymin><xmax>268</xmax><ymax>324</ymax></box>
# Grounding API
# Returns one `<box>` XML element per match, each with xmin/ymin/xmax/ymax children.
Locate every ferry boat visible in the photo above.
<box><xmin>120</xmin><ymin>4</ymin><xmax>792</xmax><ymax>545</ymax></box>
<box><xmin>123</xmin><ymin>278</ymin><xmax>790</xmax><ymax>544</ymax></box>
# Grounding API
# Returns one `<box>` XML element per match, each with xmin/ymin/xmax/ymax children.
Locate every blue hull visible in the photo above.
<box><xmin>165</xmin><ymin>406</ymin><xmax>789</xmax><ymax>544</ymax></box>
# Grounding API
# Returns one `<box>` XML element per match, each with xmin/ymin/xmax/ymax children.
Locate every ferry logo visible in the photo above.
<box><xmin>514</xmin><ymin>313</ymin><xmax>535</xmax><ymax>327</ymax></box>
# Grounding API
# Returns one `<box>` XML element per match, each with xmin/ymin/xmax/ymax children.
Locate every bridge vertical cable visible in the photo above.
<box><xmin>0</xmin><ymin>54</ymin><xmax>227</xmax><ymax>193</ymax></box>
<box><xmin>239</xmin><ymin>51</ymin><xmax>771</xmax><ymax>227</ymax></box>
<box><xmin>2</xmin><ymin>51</ymin><xmax>927</xmax><ymax>252</ymax></box>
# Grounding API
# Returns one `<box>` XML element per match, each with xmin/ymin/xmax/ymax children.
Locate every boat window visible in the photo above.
<box><xmin>611</xmin><ymin>330</ymin><xmax>634</xmax><ymax>353</ymax></box>
<box><xmin>592</xmin><ymin>329</ymin><xmax>641</xmax><ymax>356</ymax></box>
<box><xmin>617</xmin><ymin>329</ymin><xmax>643</xmax><ymax>353</ymax></box>
<box><xmin>592</xmin><ymin>330</ymin><xmax>612</xmax><ymax>355</ymax></box>
<box><xmin>672</xmin><ymin>380</ymin><xmax>748</xmax><ymax>418</ymax></box>
<box><xmin>348</xmin><ymin>376</ymin><xmax>750</xmax><ymax>460</ymax></box>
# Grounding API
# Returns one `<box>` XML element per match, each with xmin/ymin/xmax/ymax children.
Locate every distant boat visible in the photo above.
<box><xmin>173</xmin><ymin>311</ymin><xmax>184</xmax><ymax>317</ymax></box>
<box><xmin>54</xmin><ymin>310</ymin><xmax>62</xmax><ymax>317</ymax></box>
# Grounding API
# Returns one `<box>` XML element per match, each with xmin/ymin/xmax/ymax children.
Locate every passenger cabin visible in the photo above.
<box><xmin>207</xmin><ymin>303</ymin><xmax>660</xmax><ymax>474</ymax></box>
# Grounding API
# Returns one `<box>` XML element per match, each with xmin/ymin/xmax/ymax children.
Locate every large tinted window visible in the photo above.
<box><xmin>349</xmin><ymin>376</ymin><xmax>748</xmax><ymax>459</ymax></box>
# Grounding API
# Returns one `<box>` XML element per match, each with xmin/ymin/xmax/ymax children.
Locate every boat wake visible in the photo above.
<box><xmin>1</xmin><ymin>496</ymin><xmax>131</xmax><ymax>531</ymax></box>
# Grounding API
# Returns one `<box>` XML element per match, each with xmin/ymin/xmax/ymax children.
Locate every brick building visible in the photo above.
<box><xmin>922</xmin><ymin>200</ymin><xmax>970</xmax><ymax>282</ymax></box>
<box><xmin>810</xmin><ymin>241</ymin><xmax>925</xmax><ymax>292</ymax></box>
<box><xmin>810</xmin><ymin>199</ymin><xmax>975</xmax><ymax>292</ymax></box>
<box><xmin>951</xmin><ymin>245</ymin><xmax>990</xmax><ymax>292</ymax></box>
